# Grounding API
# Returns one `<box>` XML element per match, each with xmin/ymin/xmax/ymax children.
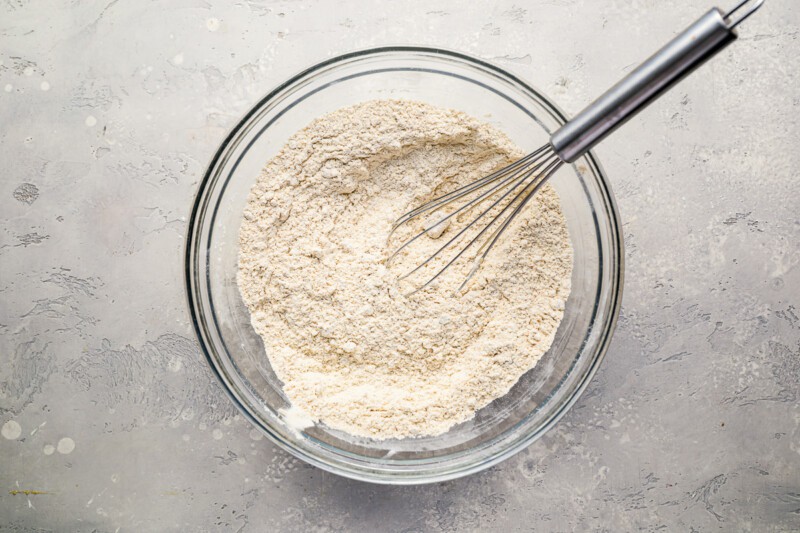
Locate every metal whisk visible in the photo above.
<box><xmin>388</xmin><ymin>0</ymin><xmax>764</xmax><ymax>295</ymax></box>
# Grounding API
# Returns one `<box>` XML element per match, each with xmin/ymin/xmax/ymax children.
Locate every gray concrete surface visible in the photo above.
<box><xmin>2</xmin><ymin>0</ymin><xmax>799</xmax><ymax>531</ymax></box>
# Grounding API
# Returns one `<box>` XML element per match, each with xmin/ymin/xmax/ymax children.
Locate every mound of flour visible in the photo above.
<box><xmin>238</xmin><ymin>100</ymin><xmax>572</xmax><ymax>440</ymax></box>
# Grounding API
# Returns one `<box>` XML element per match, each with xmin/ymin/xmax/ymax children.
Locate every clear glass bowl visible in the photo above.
<box><xmin>186</xmin><ymin>47</ymin><xmax>623</xmax><ymax>484</ymax></box>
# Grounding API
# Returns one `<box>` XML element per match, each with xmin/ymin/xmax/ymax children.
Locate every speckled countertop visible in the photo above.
<box><xmin>2</xmin><ymin>1</ymin><xmax>799</xmax><ymax>531</ymax></box>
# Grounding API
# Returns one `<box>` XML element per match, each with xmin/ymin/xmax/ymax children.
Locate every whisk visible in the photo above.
<box><xmin>388</xmin><ymin>0</ymin><xmax>764</xmax><ymax>295</ymax></box>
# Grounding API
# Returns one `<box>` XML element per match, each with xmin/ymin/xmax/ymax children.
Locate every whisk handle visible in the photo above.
<box><xmin>551</xmin><ymin>3</ymin><xmax>762</xmax><ymax>163</ymax></box>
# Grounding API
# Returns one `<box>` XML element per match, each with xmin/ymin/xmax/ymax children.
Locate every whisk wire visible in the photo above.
<box><xmin>387</xmin><ymin>168</ymin><xmax>527</xmax><ymax>267</ymax></box>
<box><xmin>390</xmin><ymin>145</ymin><xmax>552</xmax><ymax>233</ymax></box>
<box><xmin>395</xmin><ymin>151</ymin><xmax>557</xmax><ymax>283</ymax></box>
<box><xmin>468</xmin><ymin>159</ymin><xmax>563</xmax><ymax>272</ymax></box>
<box><xmin>396</xmin><ymin>161</ymin><xmax>538</xmax><ymax>284</ymax></box>
<box><xmin>387</xmin><ymin>147</ymin><xmax>555</xmax><ymax>266</ymax></box>
<box><xmin>476</xmin><ymin>158</ymin><xmax>564</xmax><ymax>260</ymax></box>
<box><xmin>397</xmin><ymin>149</ymin><xmax>561</xmax><ymax>295</ymax></box>
<box><xmin>456</xmin><ymin>159</ymin><xmax>564</xmax><ymax>293</ymax></box>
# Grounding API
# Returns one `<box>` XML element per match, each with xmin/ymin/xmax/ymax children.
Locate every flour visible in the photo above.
<box><xmin>238</xmin><ymin>100</ymin><xmax>573</xmax><ymax>440</ymax></box>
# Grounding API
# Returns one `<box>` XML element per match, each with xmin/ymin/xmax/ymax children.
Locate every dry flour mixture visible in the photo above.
<box><xmin>238</xmin><ymin>100</ymin><xmax>573</xmax><ymax>440</ymax></box>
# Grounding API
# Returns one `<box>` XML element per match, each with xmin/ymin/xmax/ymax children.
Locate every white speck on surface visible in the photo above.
<box><xmin>57</xmin><ymin>437</ymin><xmax>75</xmax><ymax>454</ymax></box>
<box><xmin>85</xmin><ymin>115</ymin><xmax>97</xmax><ymax>127</ymax></box>
<box><xmin>223</xmin><ymin>418</ymin><xmax>231</xmax><ymax>426</ymax></box>
<box><xmin>168</xmin><ymin>357</ymin><xmax>182</xmax><ymax>372</ymax></box>
<box><xmin>1</xmin><ymin>420</ymin><xmax>22</xmax><ymax>440</ymax></box>
<box><xmin>212</xmin><ymin>429</ymin><xmax>223</xmax><ymax>440</ymax></box>
<box><xmin>23</xmin><ymin>66</ymin><xmax>34</xmax><ymax>76</ymax></box>
<box><xmin>4</xmin><ymin>84</ymin><xmax>12</xmax><ymax>93</ymax></box>
<box><xmin>40</xmin><ymin>81</ymin><xmax>50</xmax><ymax>91</ymax></box>
<box><xmin>198</xmin><ymin>423</ymin><xmax>207</xmax><ymax>431</ymax></box>
<box><xmin>43</xmin><ymin>444</ymin><xmax>55</xmax><ymax>455</ymax></box>
<box><xmin>172</xmin><ymin>53</ymin><xmax>184</xmax><ymax>65</ymax></box>
<box><xmin>206</xmin><ymin>17</ymin><xmax>220</xmax><ymax>31</ymax></box>
<box><xmin>181</xmin><ymin>434</ymin><xmax>190</xmax><ymax>442</ymax></box>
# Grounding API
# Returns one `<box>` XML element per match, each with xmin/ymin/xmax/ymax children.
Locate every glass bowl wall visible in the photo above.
<box><xmin>186</xmin><ymin>47</ymin><xmax>623</xmax><ymax>484</ymax></box>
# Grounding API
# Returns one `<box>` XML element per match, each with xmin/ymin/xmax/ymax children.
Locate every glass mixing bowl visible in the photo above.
<box><xmin>186</xmin><ymin>47</ymin><xmax>623</xmax><ymax>484</ymax></box>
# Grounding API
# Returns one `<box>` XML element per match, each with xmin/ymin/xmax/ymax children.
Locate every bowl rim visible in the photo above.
<box><xmin>185</xmin><ymin>45</ymin><xmax>624</xmax><ymax>484</ymax></box>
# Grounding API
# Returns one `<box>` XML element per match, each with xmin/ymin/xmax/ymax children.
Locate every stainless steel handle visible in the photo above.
<box><xmin>550</xmin><ymin>0</ymin><xmax>764</xmax><ymax>163</ymax></box>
